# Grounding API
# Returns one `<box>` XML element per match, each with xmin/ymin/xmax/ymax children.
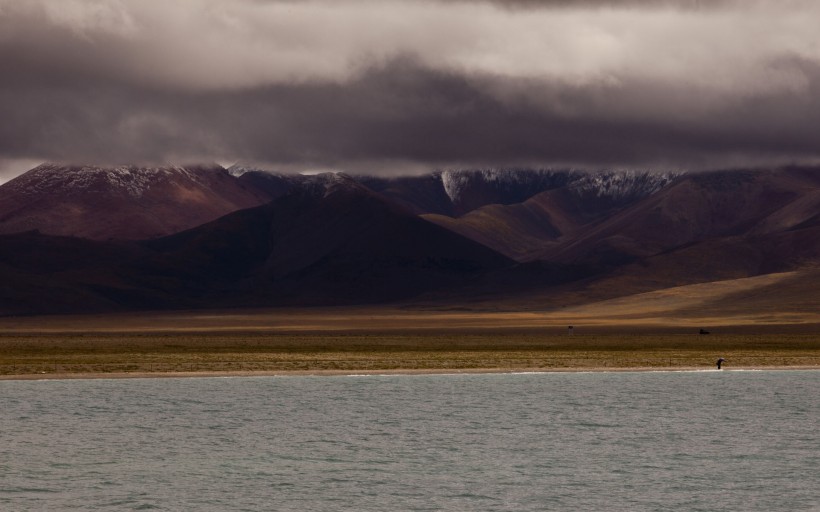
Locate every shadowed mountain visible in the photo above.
<box><xmin>2</xmin><ymin>164</ymin><xmax>820</xmax><ymax>317</ymax></box>
<box><xmin>466</xmin><ymin>167</ymin><xmax>820</xmax><ymax>309</ymax></box>
<box><xmin>0</xmin><ymin>164</ymin><xmax>275</xmax><ymax>240</ymax></box>
<box><xmin>424</xmin><ymin>171</ymin><xmax>679</xmax><ymax>261</ymax></box>
<box><xmin>355</xmin><ymin>174</ymin><xmax>456</xmax><ymax>216</ymax></box>
<box><xmin>227</xmin><ymin>164</ymin><xmax>311</xmax><ymax>201</ymax></box>
<box><xmin>357</xmin><ymin>168</ymin><xmax>581</xmax><ymax>216</ymax></box>
<box><xmin>0</xmin><ymin>174</ymin><xmax>514</xmax><ymax>314</ymax></box>
<box><xmin>144</xmin><ymin>173</ymin><xmax>515</xmax><ymax>306</ymax></box>
<box><xmin>411</xmin><ymin>167</ymin><xmax>820</xmax><ymax>310</ymax></box>
<box><xmin>540</xmin><ymin>167</ymin><xmax>820</xmax><ymax>267</ymax></box>
<box><xmin>0</xmin><ymin>231</ymin><xmax>163</xmax><ymax>315</ymax></box>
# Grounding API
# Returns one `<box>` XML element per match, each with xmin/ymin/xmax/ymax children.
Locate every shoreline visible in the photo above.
<box><xmin>2</xmin><ymin>365</ymin><xmax>819</xmax><ymax>381</ymax></box>
<box><xmin>4</xmin><ymin>331</ymin><xmax>817</xmax><ymax>381</ymax></box>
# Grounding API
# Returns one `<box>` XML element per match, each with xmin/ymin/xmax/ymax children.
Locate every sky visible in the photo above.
<box><xmin>1</xmin><ymin>0</ymin><xmax>820</xmax><ymax>180</ymax></box>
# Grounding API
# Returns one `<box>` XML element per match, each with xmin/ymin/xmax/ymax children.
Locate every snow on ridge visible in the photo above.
<box><xmin>439</xmin><ymin>170</ymin><xmax>465</xmax><ymax>203</ymax></box>
<box><xmin>227</xmin><ymin>164</ymin><xmax>297</xmax><ymax>178</ymax></box>
<box><xmin>299</xmin><ymin>172</ymin><xmax>360</xmax><ymax>197</ymax></box>
<box><xmin>6</xmin><ymin>164</ymin><xmax>223</xmax><ymax>198</ymax></box>
<box><xmin>435</xmin><ymin>168</ymin><xmax>683</xmax><ymax>205</ymax></box>
<box><xmin>104</xmin><ymin>166</ymin><xmax>169</xmax><ymax>198</ymax></box>
<box><xmin>227</xmin><ymin>164</ymin><xmax>257</xmax><ymax>177</ymax></box>
<box><xmin>568</xmin><ymin>170</ymin><xmax>682</xmax><ymax>200</ymax></box>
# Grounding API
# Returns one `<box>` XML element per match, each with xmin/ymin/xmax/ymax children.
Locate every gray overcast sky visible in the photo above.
<box><xmin>1</xmin><ymin>0</ymin><xmax>820</xmax><ymax>179</ymax></box>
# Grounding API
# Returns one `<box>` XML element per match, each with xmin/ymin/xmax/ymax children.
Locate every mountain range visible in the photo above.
<box><xmin>1</xmin><ymin>163</ymin><xmax>818</xmax><ymax>316</ymax></box>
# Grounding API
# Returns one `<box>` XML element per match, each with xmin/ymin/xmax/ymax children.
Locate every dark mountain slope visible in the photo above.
<box><xmin>540</xmin><ymin>167</ymin><xmax>820</xmax><ymax>266</ymax></box>
<box><xmin>571</xmin><ymin>223</ymin><xmax>820</xmax><ymax>303</ymax></box>
<box><xmin>357</xmin><ymin>168</ymin><xmax>579</xmax><ymax>216</ymax></box>
<box><xmin>424</xmin><ymin>171</ymin><xmax>679</xmax><ymax>261</ymax></box>
<box><xmin>2</xmin><ymin>165</ymin><xmax>819</xmax><ymax>316</ymax></box>
<box><xmin>229</xmin><ymin>164</ymin><xmax>311</xmax><ymax>202</ymax></box>
<box><xmin>146</xmin><ymin>173</ymin><xmax>514</xmax><ymax>305</ymax></box>
<box><xmin>0</xmin><ymin>174</ymin><xmax>515</xmax><ymax>314</ymax></box>
<box><xmin>436</xmin><ymin>169</ymin><xmax>579</xmax><ymax>216</ymax></box>
<box><xmin>0</xmin><ymin>231</ymin><xmax>170</xmax><ymax>315</ymax></box>
<box><xmin>355</xmin><ymin>174</ymin><xmax>455</xmax><ymax>216</ymax></box>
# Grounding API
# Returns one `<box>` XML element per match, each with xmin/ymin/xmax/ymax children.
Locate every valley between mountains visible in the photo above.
<box><xmin>1</xmin><ymin>163</ymin><xmax>819</xmax><ymax>328</ymax></box>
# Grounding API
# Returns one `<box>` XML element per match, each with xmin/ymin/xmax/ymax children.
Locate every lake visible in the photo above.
<box><xmin>2</xmin><ymin>371</ymin><xmax>818</xmax><ymax>511</ymax></box>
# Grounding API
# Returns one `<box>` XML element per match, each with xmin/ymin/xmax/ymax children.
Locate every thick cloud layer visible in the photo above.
<box><xmin>1</xmin><ymin>0</ymin><xmax>819</xmax><ymax>176</ymax></box>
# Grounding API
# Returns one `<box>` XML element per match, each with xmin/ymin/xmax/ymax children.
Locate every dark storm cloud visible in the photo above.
<box><xmin>1</xmin><ymin>0</ymin><xmax>820</xmax><ymax>176</ymax></box>
<box><xmin>3</xmin><ymin>57</ymin><xmax>820</xmax><ymax>171</ymax></box>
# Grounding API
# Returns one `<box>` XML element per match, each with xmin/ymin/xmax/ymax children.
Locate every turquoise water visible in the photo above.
<box><xmin>1</xmin><ymin>371</ymin><xmax>818</xmax><ymax>511</ymax></box>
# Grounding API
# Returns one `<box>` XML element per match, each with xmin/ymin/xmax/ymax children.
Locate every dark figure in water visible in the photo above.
<box><xmin>716</xmin><ymin>358</ymin><xmax>725</xmax><ymax>370</ymax></box>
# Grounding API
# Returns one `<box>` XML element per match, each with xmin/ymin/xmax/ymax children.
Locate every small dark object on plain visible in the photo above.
<box><xmin>716</xmin><ymin>358</ymin><xmax>725</xmax><ymax>369</ymax></box>
<box><xmin>699</xmin><ymin>329</ymin><xmax>710</xmax><ymax>335</ymax></box>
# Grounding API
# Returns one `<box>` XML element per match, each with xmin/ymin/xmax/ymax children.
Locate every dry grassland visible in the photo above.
<box><xmin>1</xmin><ymin>331</ymin><xmax>818</xmax><ymax>377</ymax></box>
<box><xmin>2</xmin><ymin>271</ymin><xmax>819</xmax><ymax>377</ymax></box>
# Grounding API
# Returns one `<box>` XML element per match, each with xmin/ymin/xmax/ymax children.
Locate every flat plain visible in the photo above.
<box><xmin>2</xmin><ymin>272</ymin><xmax>819</xmax><ymax>378</ymax></box>
<box><xmin>0</xmin><ymin>270</ymin><xmax>820</xmax><ymax>378</ymax></box>
<box><xmin>2</xmin><ymin>329</ymin><xmax>819</xmax><ymax>378</ymax></box>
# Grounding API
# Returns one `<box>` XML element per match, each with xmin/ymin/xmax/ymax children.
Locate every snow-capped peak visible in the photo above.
<box><xmin>226</xmin><ymin>164</ymin><xmax>260</xmax><ymax>177</ymax></box>
<box><xmin>5</xmin><ymin>164</ymin><xmax>223</xmax><ymax>198</ymax></box>
<box><xmin>568</xmin><ymin>170</ymin><xmax>682</xmax><ymax>200</ymax></box>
